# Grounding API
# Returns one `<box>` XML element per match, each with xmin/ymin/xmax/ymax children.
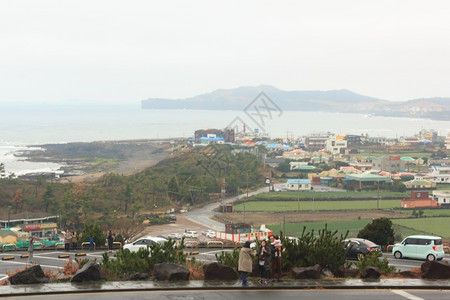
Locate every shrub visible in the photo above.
<box><xmin>100</xmin><ymin>238</ymin><xmax>186</xmax><ymax>278</ymax></box>
<box><xmin>282</xmin><ymin>225</ymin><xmax>348</xmax><ymax>274</ymax></box>
<box><xmin>356</xmin><ymin>252</ymin><xmax>396</xmax><ymax>274</ymax></box>
<box><xmin>357</xmin><ymin>218</ymin><xmax>394</xmax><ymax>248</ymax></box>
<box><xmin>79</xmin><ymin>223</ymin><xmax>106</xmax><ymax>249</ymax></box>
<box><xmin>215</xmin><ymin>247</ymin><xmax>240</xmax><ymax>269</ymax></box>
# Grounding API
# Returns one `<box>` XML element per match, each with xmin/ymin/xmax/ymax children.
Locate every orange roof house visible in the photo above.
<box><xmin>401</xmin><ymin>191</ymin><xmax>438</xmax><ymax>208</ymax></box>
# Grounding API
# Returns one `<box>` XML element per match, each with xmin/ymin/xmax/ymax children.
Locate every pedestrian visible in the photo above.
<box><xmin>257</xmin><ymin>239</ymin><xmax>271</xmax><ymax>284</ymax></box>
<box><xmin>107</xmin><ymin>230</ymin><xmax>114</xmax><ymax>251</ymax></box>
<box><xmin>64</xmin><ymin>229</ymin><xmax>72</xmax><ymax>251</ymax></box>
<box><xmin>269</xmin><ymin>235</ymin><xmax>285</xmax><ymax>281</ymax></box>
<box><xmin>238</xmin><ymin>241</ymin><xmax>255</xmax><ymax>287</ymax></box>
<box><xmin>72</xmin><ymin>231</ymin><xmax>78</xmax><ymax>250</ymax></box>
<box><xmin>89</xmin><ymin>235</ymin><xmax>95</xmax><ymax>251</ymax></box>
<box><xmin>27</xmin><ymin>235</ymin><xmax>34</xmax><ymax>264</ymax></box>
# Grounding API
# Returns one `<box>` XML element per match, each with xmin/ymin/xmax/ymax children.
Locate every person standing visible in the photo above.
<box><xmin>27</xmin><ymin>235</ymin><xmax>34</xmax><ymax>264</ymax></box>
<box><xmin>269</xmin><ymin>235</ymin><xmax>285</xmax><ymax>281</ymax></box>
<box><xmin>72</xmin><ymin>231</ymin><xmax>78</xmax><ymax>250</ymax></box>
<box><xmin>64</xmin><ymin>229</ymin><xmax>72</xmax><ymax>251</ymax></box>
<box><xmin>238</xmin><ymin>241</ymin><xmax>255</xmax><ymax>287</ymax></box>
<box><xmin>257</xmin><ymin>240</ymin><xmax>271</xmax><ymax>284</ymax></box>
<box><xmin>89</xmin><ymin>235</ymin><xmax>95</xmax><ymax>251</ymax></box>
<box><xmin>107</xmin><ymin>230</ymin><xmax>114</xmax><ymax>251</ymax></box>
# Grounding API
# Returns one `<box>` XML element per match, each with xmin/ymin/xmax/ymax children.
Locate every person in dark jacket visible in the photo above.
<box><xmin>257</xmin><ymin>239</ymin><xmax>271</xmax><ymax>284</ymax></box>
<box><xmin>269</xmin><ymin>235</ymin><xmax>285</xmax><ymax>281</ymax></box>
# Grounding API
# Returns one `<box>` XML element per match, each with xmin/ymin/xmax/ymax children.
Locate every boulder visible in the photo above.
<box><xmin>398</xmin><ymin>270</ymin><xmax>421</xmax><ymax>279</ymax></box>
<box><xmin>125</xmin><ymin>272</ymin><xmax>150</xmax><ymax>281</ymax></box>
<box><xmin>333</xmin><ymin>268</ymin><xmax>360</xmax><ymax>278</ymax></box>
<box><xmin>360</xmin><ymin>266</ymin><xmax>381</xmax><ymax>279</ymax></box>
<box><xmin>71</xmin><ymin>261</ymin><xmax>104</xmax><ymax>283</ymax></box>
<box><xmin>203</xmin><ymin>262</ymin><xmax>239</xmax><ymax>280</ymax></box>
<box><xmin>292</xmin><ymin>264</ymin><xmax>321</xmax><ymax>279</ymax></box>
<box><xmin>9</xmin><ymin>265</ymin><xmax>49</xmax><ymax>285</ymax></box>
<box><xmin>421</xmin><ymin>261</ymin><xmax>450</xmax><ymax>279</ymax></box>
<box><xmin>153</xmin><ymin>263</ymin><xmax>190</xmax><ymax>281</ymax></box>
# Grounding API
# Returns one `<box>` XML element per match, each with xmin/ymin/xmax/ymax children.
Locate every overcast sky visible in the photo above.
<box><xmin>1</xmin><ymin>0</ymin><xmax>450</xmax><ymax>103</ymax></box>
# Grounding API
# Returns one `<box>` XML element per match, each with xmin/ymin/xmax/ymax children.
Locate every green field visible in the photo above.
<box><xmin>254</xmin><ymin>191</ymin><xmax>407</xmax><ymax>200</ymax></box>
<box><xmin>233</xmin><ymin>200</ymin><xmax>401</xmax><ymax>212</ymax></box>
<box><xmin>268</xmin><ymin>219</ymin><xmax>372</xmax><ymax>238</ymax></box>
<box><xmin>267</xmin><ymin>218</ymin><xmax>449</xmax><ymax>241</ymax></box>
<box><xmin>392</xmin><ymin>217</ymin><xmax>450</xmax><ymax>238</ymax></box>
<box><xmin>395</xmin><ymin>208</ymin><xmax>450</xmax><ymax>217</ymax></box>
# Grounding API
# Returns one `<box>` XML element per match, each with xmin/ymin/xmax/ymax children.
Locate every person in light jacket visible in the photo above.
<box><xmin>64</xmin><ymin>229</ymin><xmax>72</xmax><ymax>251</ymax></box>
<box><xmin>27</xmin><ymin>235</ymin><xmax>34</xmax><ymax>264</ymax></box>
<box><xmin>238</xmin><ymin>241</ymin><xmax>255</xmax><ymax>286</ymax></box>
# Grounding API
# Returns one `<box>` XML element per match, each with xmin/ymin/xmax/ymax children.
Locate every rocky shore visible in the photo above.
<box><xmin>14</xmin><ymin>139</ymin><xmax>176</xmax><ymax>182</ymax></box>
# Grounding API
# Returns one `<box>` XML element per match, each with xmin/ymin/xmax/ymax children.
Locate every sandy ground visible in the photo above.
<box><xmin>215</xmin><ymin>210</ymin><xmax>408</xmax><ymax>227</ymax></box>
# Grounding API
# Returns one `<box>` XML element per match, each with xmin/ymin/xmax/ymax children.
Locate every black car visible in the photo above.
<box><xmin>343</xmin><ymin>238</ymin><xmax>382</xmax><ymax>261</ymax></box>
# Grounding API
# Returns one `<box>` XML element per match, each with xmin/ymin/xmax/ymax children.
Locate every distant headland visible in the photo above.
<box><xmin>141</xmin><ymin>85</ymin><xmax>450</xmax><ymax>121</ymax></box>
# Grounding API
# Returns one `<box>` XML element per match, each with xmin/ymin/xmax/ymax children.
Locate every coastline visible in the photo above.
<box><xmin>13</xmin><ymin>139</ymin><xmax>180</xmax><ymax>182</ymax></box>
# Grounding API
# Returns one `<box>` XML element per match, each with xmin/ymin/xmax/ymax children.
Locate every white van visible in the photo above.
<box><xmin>392</xmin><ymin>235</ymin><xmax>445</xmax><ymax>261</ymax></box>
<box><xmin>183</xmin><ymin>231</ymin><xmax>198</xmax><ymax>238</ymax></box>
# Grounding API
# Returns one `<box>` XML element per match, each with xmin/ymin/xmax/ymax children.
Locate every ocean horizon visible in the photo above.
<box><xmin>1</xmin><ymin>103</ymin><xmax>449</xmax><ymax>176</ymax></box>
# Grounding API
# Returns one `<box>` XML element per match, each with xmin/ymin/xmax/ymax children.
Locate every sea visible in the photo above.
<box><xmin>1</xmin><ymin>103</ymin><xmax>449</xmax><ymax>176</ymax></box>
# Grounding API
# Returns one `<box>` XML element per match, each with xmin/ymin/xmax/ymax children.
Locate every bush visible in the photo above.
<box><xmin>356</xmin><ymin>252</ymin><xmax>396</xmax><ymax>274</ymax></box>
<box><xmin>215</xmin><ymin>247</ymin><xmax>240</xmax><ymax>269</ymax></box>
<box><xmin>100</xmin><ymin>239</ymin><xmax>186</xmax><ymax>278</ymax></box>
<box><xmin>357</xmin><ymin>218</ymin><xmax>394</xmax><ymax>248</ymax></box>
<box><xmin>282</xmin><ymin>225</ymin><xmax>348</xmax><ymax>274</ymax></box>
<box><xmin>79</xmin><ymin>223</ymin><xmax>106</xmax><ymax>249</ymax></box>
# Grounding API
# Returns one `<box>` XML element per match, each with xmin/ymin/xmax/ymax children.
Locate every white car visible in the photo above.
<box><xmin>122</xmin><ymin>236</ymin><xmax>167</xmax><ymax>252</ymax></box>
<box><xmin>202</xmin><ymin>230</ymin><xmax>215</xmax><ymax>236</ymax></box>
<box><xmin>167</xmin><ymin>233</ymin><xmax>182</xmax><ymax>240</ymax></box>
<box><xmin>183</xmin><ymin>231</ymin><xmax>198</xmax><ymax>238</ymax></box>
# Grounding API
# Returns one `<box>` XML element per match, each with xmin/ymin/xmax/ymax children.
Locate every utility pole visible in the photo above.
<box><xmin>246</xmin><ymin>172</ymin><xmax>249</xmax><ymax>198</ymax></box>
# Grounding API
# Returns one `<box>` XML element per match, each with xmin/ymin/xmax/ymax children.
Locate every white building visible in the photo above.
<box><xmin>286</xmin><ymin>179</ymin><xmax>312</xmax><ymax>191</ymax></box>
<box><xmin>432</xmin><ymin>190</ymin><xmax>450</xmax><ymax>205</ymax></box>
<box><xmin>426</xmin><ymin>166</ymin><xmax>450</xmax><ymax>184</ymax></box>
<box><xmin>325</xmin><ymin>138</ymin><xmax>347</xmax><ymax>154</ymax></box>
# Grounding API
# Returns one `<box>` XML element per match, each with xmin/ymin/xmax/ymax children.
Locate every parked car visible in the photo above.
<box><xmin>122</xmin><ymin>236</ymin><xmax>167</xmax><ymax>252</ymax></box>
<box><xmin>167</xmin><ymin>233</ymin><xmax>182</xmax><ymax>240</ymax></box>
<box><xmin>183</xmin><ymin>230</ymin><xmax>198</xmax><ymax>238</ymax></box>
<box><xmin>392</xmin><ymin>235</ymin><xmax>445</xmax><ymax>261</ymax></box>
<box><xmin>202</xmin><ymin>230</ymin><xmax>215</xmax><ymax>236</ymax></box>
<box><xmin>342</xmin><ymin>238</ymin><xmax>382</xmax><ymax>261</ymax></box>
<box><xmin>168</xmin><ymin>214</ymin><xmax>176</xmax><ymax>222</ymax></box>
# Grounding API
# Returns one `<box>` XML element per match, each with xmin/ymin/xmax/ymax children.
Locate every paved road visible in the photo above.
<box><xmin>3</xmin><ymin>289</ymin><xmax>450</xmax><ymax>300</ymax></box>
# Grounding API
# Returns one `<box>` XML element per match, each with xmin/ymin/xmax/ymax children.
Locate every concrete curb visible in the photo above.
<box><xmin>0</xmin><ymin>279</ymin><xmax>449</xmax><ymax>297</ymax></box>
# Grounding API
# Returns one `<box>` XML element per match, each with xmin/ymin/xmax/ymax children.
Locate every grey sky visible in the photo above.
<box><xmin>1</xmin><ymin>0</ymin><xmax>449</xmax><ymax>103</ymax></box>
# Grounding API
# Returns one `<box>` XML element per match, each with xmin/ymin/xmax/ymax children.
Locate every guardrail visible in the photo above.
<box><xmin>185</xmin><ymin>241</ymin><xmax>198</xmax><ymax>248</ymax></box>
<box><xmin>207</xmin><ymin>241</ymin><xmax>224</xmax><ymax>248</ymax></box>
<box><xmin>2</xmin><ymin>244</ymin><xmax>17</xmax><ymax>252</ymax></box>
<box><xmin>81</xmin><ymin>242</ymin><xmax>96</xmax><ymax>250</ymax></box>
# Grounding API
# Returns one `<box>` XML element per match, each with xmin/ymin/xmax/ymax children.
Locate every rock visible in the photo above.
<box><xmin>360</xmin><ymin>266</ymin><xmax>381</xmax><ymax>279</ymax></box>
<box><xmin>203</xmin><ymin>262</ymin><xmax>239</xmax><ymax>280</ymax></box>
<box><xmin>333</xmin><ymin>268</ymin><xmax>360</xmax><ymax>278</ymax></box>
<box><xmin>71</xmin><ymin>261</ymin><xmax>104</xmax><ymax>283</ymax></box>
<box><xmin>398</xmin><ymin>270</ymin><xmax>421</xmax><ymax>279</ymax></box>
<box><xmin>292</xmin><ymin>264</ymin><xmax>321</xmax><ymax>279</ymax></box>
<box><xmin>153</xmin><ymin>263</ymin><xmax>190</xmax><ymax>281</ymax></box>
<box><xmin>421</xmin><ymin>261</ymin><xmax>450</xmax><ymax>279</ymax></box>
<box><xmin>8</xmin><ymin>265</ymin><xmax>49</xmax><ymax>285</ymax></box>
<box><xmin>125</xmin><ymin>272</ymin><xmax>150</xmax><ymax>281</ymax></box>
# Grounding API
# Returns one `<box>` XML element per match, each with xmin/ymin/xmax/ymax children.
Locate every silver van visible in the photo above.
<box><xmin>392</xmin><ymin>235</ymin><xmax>445</xmax><ymax>261</ymax></box>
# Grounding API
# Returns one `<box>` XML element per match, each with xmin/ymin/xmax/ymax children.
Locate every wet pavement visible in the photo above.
<box><xmin>0</xmin><ymin>278</ymin><xmax>449</xmax><ymax>297</ymax></box>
